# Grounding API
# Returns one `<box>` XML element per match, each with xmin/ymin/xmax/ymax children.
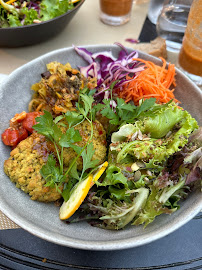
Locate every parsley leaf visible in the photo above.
<box><xmin>68</xmin><ymin>162</ymin><xmax>80</xmax><ymax>181</ymax></box>
<box><xmin>135</xmin><ymin>98</ymin><xmax>156</xmax><ymax>117</ymax></box>
<box><xmin>59</xmin><ymin>127</ymin><xmax>82</xmax><ymax>148</ymax></box>
<box><xmin>34</xmin><ymin>110</ymin><xmax>62</xmax><ymax>142</ymax></box>
<box><xmin>78</xmin><ymin>93</ymin><xmax>94</xmax><ymax>119</ymax></box>
<box><xmin>116</xmin><ymin>98</ymin><xmax>136</xmax><ymax>121</ymax></box>
<box><xmin>54</xmin><ymin>115</ymin><xmax>65</xmax><ymax>124</ymax></box>
<box><xmin>40</xmin><ymin>155</ymin><xmax>65</xmax><ymax>189</ymax></box>
<box><xmin>81</xmin><ymin>142</ymin><xmax>99</xmax><ymax>172</ymax></box>
<box><xmin>97</xmin><ymin>99</ymin><xmax>119</xmax><ymax>125</ymax></box>
<box><xmin>80</xmin><ymin>142</ymin><xmax>99</xmax><ymax>180</ymax></box>
<box><xmin>94</xmin><ymin>97</ymin><xmax>156</xmax><ymax>128</ymax></box>
<box><xmin>65</xmin><ymin>111</ymin><xmax>83</xmax><ymax>128</ymax></box>
<box><xmin>33</xmin><ymin>89</ymin><xmax>99</xmax><ymax>199</ymax></box>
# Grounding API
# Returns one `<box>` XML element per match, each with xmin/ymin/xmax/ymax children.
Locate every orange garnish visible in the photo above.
<box><xmin>116</xmin><ymin>57</ymin><xmax>179</xmax><ymax>105</ymax></box>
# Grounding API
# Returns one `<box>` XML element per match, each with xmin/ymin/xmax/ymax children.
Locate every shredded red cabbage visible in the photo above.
<box><xmin>74</xmin><ymin>43</ymin><xmax>145</xmax><ymax>101</ymax></box>
<box><xmin>125</xmin><ymin>38</ymin><xmax>139</xmax><ymax>44</ymax></box>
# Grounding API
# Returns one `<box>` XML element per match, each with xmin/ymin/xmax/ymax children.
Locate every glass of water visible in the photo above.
<box><xmin>148</xmin><ymin>0</ymin><xmax>164</xmax><ymax>24</ymax></box>
<box><xmin>156</xmin><ymin>0</ymin><xmax>193</xmax><ymax>52</ymax></box>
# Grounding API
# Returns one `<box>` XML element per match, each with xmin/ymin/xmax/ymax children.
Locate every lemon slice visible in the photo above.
<box><xmin>90</xmin><ymin>161</ymin><xmax>108</xmax><ymax>187</ymax></box>
<box><xmin>59</xmin><ymin>161</ymin><xmax>108</xmax><ymax>220</ymax></box>
<box><xmin>6</xmin><ymin>0</ymin><xmax>16</xmax><ymax>4</ymax></box>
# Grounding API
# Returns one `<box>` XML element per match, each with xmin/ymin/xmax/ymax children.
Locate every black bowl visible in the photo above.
<box><xmin>0</xmin><ymin>0</ymin><xmax>85</xmax><ymax>48</ymax></box>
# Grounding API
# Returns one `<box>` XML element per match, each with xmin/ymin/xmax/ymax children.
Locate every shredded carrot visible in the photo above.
<box><xmin>116</xmin><ymin>57</ymin><xmax>179</xmax><ymax>105</ymax></box>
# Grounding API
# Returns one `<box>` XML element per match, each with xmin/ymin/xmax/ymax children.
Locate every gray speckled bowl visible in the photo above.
<box><xmin>0</xmin><ymin>45</ymin><xmax>202</xmax><ymax>250</ymax></box>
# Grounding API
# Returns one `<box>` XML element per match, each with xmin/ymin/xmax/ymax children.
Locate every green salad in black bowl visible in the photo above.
<box><xmin>0</xmin><ymin>0</ymin><xmax>84</xmax><ymax>47</ymax></box>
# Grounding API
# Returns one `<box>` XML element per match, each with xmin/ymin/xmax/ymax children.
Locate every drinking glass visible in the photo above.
<box><xmin>178</xmin><ymin>0</ymin><xmax>202</xmax><ymax>86</ymax></box>
<box><xmin>156</xmin><ymin>0</ymin><xmax>193</xmax><ymax>52</ymax></box>
<box><xmin>99</xmin><ymin>0</ymin><xmax>133</xmax><ymax>26</ymax></box>
<box><xmin>148</xmin><ymin>0</ymin><xmax>164</xmax><ymax>24</ymax></box>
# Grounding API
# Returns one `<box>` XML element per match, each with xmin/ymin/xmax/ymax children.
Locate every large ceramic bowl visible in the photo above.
<box><xmin>0</xmin><ymin>45</ymin><xmax>201</xmax><ymax>250</ymax></box>
<box><xmin>0</xmin><ymin>0</ymin><xmax>85</xmax><ymax>47</ymax></box>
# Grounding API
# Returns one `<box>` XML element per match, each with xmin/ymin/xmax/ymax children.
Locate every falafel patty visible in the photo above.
<box><xmin>4</xmin><ymin>119</ymin><xmax>107</xmax><ymax>202</ymax></box>
<box><xmin>4</xmin><ymin>132</ymin><xmax>62</xmax><ymax>202</ymax></box>
<box><xmin>62</xmin><ymin>120</ymin><xmax>107</xmax><ymax>170</ymax></box>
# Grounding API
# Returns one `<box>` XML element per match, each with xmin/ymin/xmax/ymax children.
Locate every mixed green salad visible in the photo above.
<box><xmin>31</xmin><ymin>84</ymin><xmax>201</xmax><ymax>229</ymax></box>
<box><xmin>64</xmin><ymin>98</ymin><xmax>201</xmax><ymax>229</ymax></box>
<box><xmin>0</xmin><ymin>0</ymin><xmax>80</xmax><ymax>28</ymax></box>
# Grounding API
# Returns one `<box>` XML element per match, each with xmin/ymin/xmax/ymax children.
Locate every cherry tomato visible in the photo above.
<box><xmin>18</xmin><ymin>127</ymin><xmax>28</xmax><ymax>141</ymax></box>
<box><xmin>22</xmin><ymin>112</ymin><xmax>43</xmax><ymax>133</ymax></box>
<box><xmin>1</xmin><ymin>127</ymin><xmax>28</xmax><ymax>147</ymax></box>
<box><xmin>2</xmin><ymin>128</ymin><xmax>20</xmax><ymax>147</ymax></box>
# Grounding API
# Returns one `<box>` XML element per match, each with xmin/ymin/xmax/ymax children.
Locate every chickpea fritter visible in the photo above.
<box><xmin>62</xmin><ymin>120</ymin><xmax>107</xmax><ymax>170</ymax></box>
<box><xmin>4</xmin><ymin>133</ymin><xmax>62</xmax><ymax>202</ymax></box>
<box><xmin>4</xmin><ymin>119</ymin><xmax>107</xmax><ymax>202</ymax></box>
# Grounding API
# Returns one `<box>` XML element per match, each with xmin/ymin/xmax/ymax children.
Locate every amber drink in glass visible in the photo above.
<box><xmin>178</xmin><ymin>0</ymin><xmax>202</xmax><ymax>85</ymax></box>
<box><xmin>99</xmin><ymin>0</ymin><xmax>133</xmax><ymax>26</ymax></box>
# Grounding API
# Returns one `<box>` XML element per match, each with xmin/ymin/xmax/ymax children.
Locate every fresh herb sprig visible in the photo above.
<box><xmin>33</xmin><ymin>111</ymin><xmax>82</xmax><ymax>188</ymax></box>
<box><xmin>33</xmin><ymin>88</ymin><xmax>99</xmax><ymax>200</ymax></box>
<box><xmin>94</xmin><ymin>97</ymin><xmax>156</xmax><ymax>129</ymax></box>
<box><xmin>63</xmin><ymin>87</ymin><xmax>99</xmax><ymax>181</ymax></box>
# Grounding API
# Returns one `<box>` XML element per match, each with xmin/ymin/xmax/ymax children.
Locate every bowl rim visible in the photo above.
<box><xmin>0</xmin><ymin>45</ymin><xmax>201</xmax><ymax>251</ymax></box>
<box><xmin>0</xmin><ymin>0</ymin><xmax>85</xmax><ymax>30</ymax></box>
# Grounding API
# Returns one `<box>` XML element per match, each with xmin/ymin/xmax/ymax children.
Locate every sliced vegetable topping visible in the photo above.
<box><xmin>59</xmin><ymin>162</ymin><xmax>108</xmax><ymax>220</ymax></box>
<box><xmin>116</xmin><ymin>57</ymin><xmax>179</xmax><ymax>105</ymax></box>
<box><xmin>59</xmin><ymin>174</ymin><xmax>93</xmax><ymax>220</ymax></box>
<box><xmin>74</xmin><ymin>44</ymin><xmax>179</xmax><ymax>106</ymax></box>
<box><xmin>74</xmin><ymin>44</ymin><xmax>145</xmax><ymax>101</ymax></box>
